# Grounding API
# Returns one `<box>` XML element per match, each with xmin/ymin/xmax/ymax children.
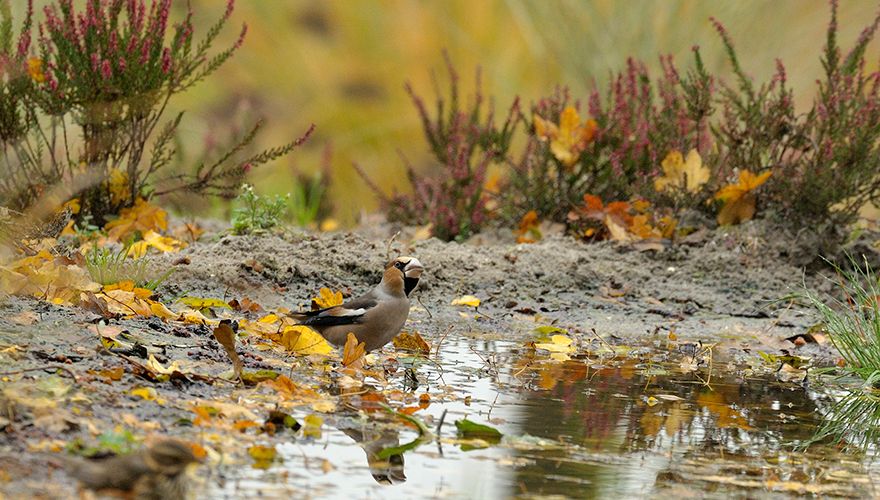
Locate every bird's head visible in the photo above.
<box><xmin>383</xmin><ymin>256</ymin><xmax>423</xmax><ymax>296</ymax></box>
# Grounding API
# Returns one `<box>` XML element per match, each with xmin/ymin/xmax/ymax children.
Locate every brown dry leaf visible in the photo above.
<box><xmin>569</xmin><ymin>195</ymin><xmax>636</xmax><ymax>241</ymax></box>
<box><xmin>229</xmin><ymin>297</ymin><xmax>263</xmax><ymax>313</ymax></box>
<box><xmin>81</xmin><ymin>292</ymin><xmax>114</xmax><ymax>318</ymax></box>
<box><xmin>213</xmin><ymin>320</ymin><xmax>243</xmax><ymax>380</ymax></box>
<box><xmin>342</xmin><ymin>332</ymin><xmax>366</xmax><ymax>369</ymax></box>
<box><xmin>312</xmin><ymin>287</ymin><xmax>343</xmax><ymax>309</ymax></box>
<box><xmin>96</xmin><ymin>366</ymin><xmax>124</xmax><ymax>382</ymax></box>
<box><xmin>263</xmin><ymin>375</ymin><xmax>321</xmax><ymax>401</ymax></box>
<box><xmin>715</xmin><ymin>170</ymin><xmax>772</xmax><ymax>225</ymax></box>
<box><xmin>392</xmin><ymin>331</ymin><xmax>431</xmax><ymax>355</ymax></box>
<box><xmin>172</xmin><ymin>222</ymin><xmax>204</xmax><ymax>243</ymax></box>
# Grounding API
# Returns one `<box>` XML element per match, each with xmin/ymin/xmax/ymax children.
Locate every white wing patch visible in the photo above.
<box><xmin>332</xmin><ymin>308</ymin><xmax>366</xmax><ymax>317</ymax></box>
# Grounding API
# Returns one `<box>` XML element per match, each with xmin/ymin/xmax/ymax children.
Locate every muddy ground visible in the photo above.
<box><xmin>0</xmin><ymin>219</ymin><xmax>861</xmax><ymax>498</ymax></box>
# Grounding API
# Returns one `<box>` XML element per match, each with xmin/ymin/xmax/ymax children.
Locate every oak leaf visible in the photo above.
<box><xmin>715</xmin><ymin>170</ymin><xmax>772</xmax><ymax>225</ymax></box>
<box><xmin>654</xmin><ymin>149</ymin><xmax>710</xmax><ymax>194</ymax></box>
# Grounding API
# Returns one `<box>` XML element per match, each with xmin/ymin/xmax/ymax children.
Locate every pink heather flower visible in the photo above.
<box><xmin>161</xmin><ymin>48</ymin><xmax>171</xmax><ymax>73</ymax></box>
<box><xmin>225</xmin><ymin>0</ymin><xmax>235</xmax><ymax>19</ymax></box>
<box><xmin>108</xmin><ymin>31</ymin><xmax>118</xmax><ymax>53</ymax></box>
<box><xmin>101</xmin><ymin>59</ymin><xmax>112</xmax><ymax>79</ymax></box>
<box><xmin>234</xmin><ymin>23</ymin><xmax>248</xmax><ymax>50</ymax></box>
<box><xmin>157</xmin><ymin>0</ymin><xmax>171</xmax><ymax>35</ymax></box>
<box><xmin>773</xmin><ymin>59</ymin><xmax>787</xmax><ymax>87</ymax></box>
<box><xmin>16</xmin><ymin>31</ymin><xmax>31</xmax><ymax>58</ymax></box>
<box><xmin>242</xmin><ymin>162</ymin><xmax>253</xmax><ymax>173</ymax></box>
<box><xmin>90</xmin><ymin>52</ymin><xmax>100</xmax><ymax>71</ymax></box>
<box><xmin>140</xmin><ymin>38</ymin><xmax>151</xmax><ymax>64</ymax></box>
<box><xmin>117</xmin><ymin>56</ymin><xmax>127</xmax><ymax>72</ymax></box>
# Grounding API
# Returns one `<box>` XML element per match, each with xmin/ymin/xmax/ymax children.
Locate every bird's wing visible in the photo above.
<box><xmin>295</xmin><ymin>294</ymin><xmax>379</xmax><ymax>328</ymax></box>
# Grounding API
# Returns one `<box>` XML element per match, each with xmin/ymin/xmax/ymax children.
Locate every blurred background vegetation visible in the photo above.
<box><xmin>12</xmin><ymin>1</ymin><xmax>880</xmax><ymax>224</ymax></box>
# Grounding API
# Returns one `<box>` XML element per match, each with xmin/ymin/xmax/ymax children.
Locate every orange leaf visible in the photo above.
<box><xmin>392</xmin><ymin>331</ymin><xmax>431</xmax><ymax>354</ymax></box>
<box><xmin>714</xmin><ymin>170</ymin><xmax>771</xmax><ymax>225</ymax></box>
<box><xmin>342</xmin><ymin>332</ymin><xmax>366</xmax><ymax>368</ymax></box>
<box><xmin>582</xmin><ymin>194</ymin><xmax>604</xmax><ymax>213</ymax></box>
<box><xmin>515</xmin><ymin>210</ymin><xmax>541</xmax><ymax>244</ymax></box>
<box><xmin>717</xmin><ymin>192</ymin><xmax>757</xmax><ymax>225</ymax></box>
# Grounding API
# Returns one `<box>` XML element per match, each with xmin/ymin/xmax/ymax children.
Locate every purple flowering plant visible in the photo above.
<box><xmin>1</xmin><ymin>0</ymin><xmax>312</xmax><ymax>223</ymax></box>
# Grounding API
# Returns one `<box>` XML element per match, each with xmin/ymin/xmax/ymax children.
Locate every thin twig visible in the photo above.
<box><xmin>433</xmin><ymin>325</ymin><xmax>454</xmax><ymax>359</ymax></box>
<box><xmin>416</xmin><ymin>295</ymin><xmax>433</xmax><ymax>319</ymax></box>
<box><xmin>591</xmin><ymin>328</ymin><xmax>615</xmax><ymax>351</ymax></box>
<box><xmin>386</xmin><ymin>231</ymin><xmax>401</xmax><ymax>261</ymax></box>
<box><xmin>435</xmin><ymin>408</ymin><xmax>448</xmax><ymax>437</ymax></box>
<box><xmin>0</xmin><ymin>365</ymin><xmax>79</xmax><ymax>384</ymax></box>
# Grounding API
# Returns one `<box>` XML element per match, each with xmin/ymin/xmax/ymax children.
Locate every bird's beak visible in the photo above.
<box><xmin>404</xmin><ymin>259</ymin><xmax>424</xmax><ymax>279</ymax></box>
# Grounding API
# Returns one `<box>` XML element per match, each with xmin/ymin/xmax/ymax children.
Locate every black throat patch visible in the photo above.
<box><xmin>404</xmin><ymin>277</ymin><xmax>420</xmax><ymax>296</ymax></box>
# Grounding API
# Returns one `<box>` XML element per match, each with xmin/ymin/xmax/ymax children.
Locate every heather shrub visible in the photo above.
<box><xmin>503</xmin><ymin>53</ymin><xmax>715</xmax><ymax>224</ymax></box>
<box><xmin>356</xmin><ymin>54</ymin><xmax>518</xmax><ymax>241</ymax></box>
<box><xmin>711</xmin><ymin>2</ymin><xmax>880</xmax><ymax>226</ymax></box>
<box><xmin>0</xmin><ymin>0</ymin><xmax>312</xmax><ymax>224</ymax></box>
<box><xmin>384</xmin><ymin>1</ymin><xmax>880</xmax><ymax>242</ymax></box>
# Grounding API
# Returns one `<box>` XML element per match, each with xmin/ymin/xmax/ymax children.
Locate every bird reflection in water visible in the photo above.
<box><xmin>338</xmin><ymin>424</ymin><xmax>407</xmax><ymax>484</ymax></box>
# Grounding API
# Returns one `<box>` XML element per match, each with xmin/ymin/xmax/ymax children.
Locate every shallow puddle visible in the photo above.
<box><xmin>210</xmin><ymin>337</ymin><xmax>879</xmax><ymax>498</ymax></box>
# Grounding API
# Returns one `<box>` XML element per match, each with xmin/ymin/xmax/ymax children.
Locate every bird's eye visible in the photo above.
<box><xmin>395</xmin><ymin>261</ymin><xmax>406</xmax><ymax>270</ymax></box>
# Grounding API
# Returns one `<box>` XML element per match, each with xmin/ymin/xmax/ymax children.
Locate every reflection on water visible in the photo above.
<box><xmin>217</xmin><ymin>337</ymin><xmax>880</xmax><ymax>498</ymax></box>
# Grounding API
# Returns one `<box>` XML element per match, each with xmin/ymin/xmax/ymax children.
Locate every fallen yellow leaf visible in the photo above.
<box><xmin>451</xmin><ymin>295</ymin><xmax>481</xmax><ymax>307</ymax></box>
<box><xmin>654</xmin><ymin>149</ymin><xmax>710</xmax><ymax>194</ymax></box>
<box><xmin>104</xmin><ymin>198</ymin><xmax>168</xmax><ymax>242</ymax></box>
<box><xmin>534</xmin><ymin>106</ymin><xmax>598</xmax><ymax>167</ymax></box>
<box><xmin>280</xmin><ymin>325</ymin><xmax>333</xmax><ymax>355</ymax></box>
<box><xmin>312</xmin><ymin>287</ymin><xmax>343</xmax><ymax>309</ymax></box>
<box><xmin>130</xmin><ymin>387</ymin><xmax>165</xmax><ymax>405</ymax></box>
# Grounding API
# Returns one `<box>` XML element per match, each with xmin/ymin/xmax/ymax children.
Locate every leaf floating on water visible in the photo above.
<box><xmin>248</xmin><ymin>445</ymin><xmax>277</xmax><ymax>469</ymax></box>
<box><xmin>392</xmin><ymin>331</ymin><xmax>431</xmax><ymax>354</ymax></box>
<box><xmin>303</xmin><ymin>414</ymin><xmax>324</xmax><ymax>438</ymax></box>
<box><xmin>455</xmin><ymin>419</ymin><xmax>503</xmax><ymax>441</ymax></box>
<box><xmin>451</xmin><ymin>295</ymin><xmax>481</xmax><ymax>307</ymax></box>
<box><xmin>534</xmin><ymin>335</ymin><xmax>575</xmax><ymax>361</ymax></box>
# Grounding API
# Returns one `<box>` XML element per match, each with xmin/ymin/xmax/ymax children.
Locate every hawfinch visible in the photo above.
<box><xmin>292</xmin><ymin>256</ymin><xmax>424</xmax><ymax>352</ymax></box>
<box><xmin>62</xmin><ymin>439</ymin><xmax>199</xmax><ymax>498</ymax></box>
